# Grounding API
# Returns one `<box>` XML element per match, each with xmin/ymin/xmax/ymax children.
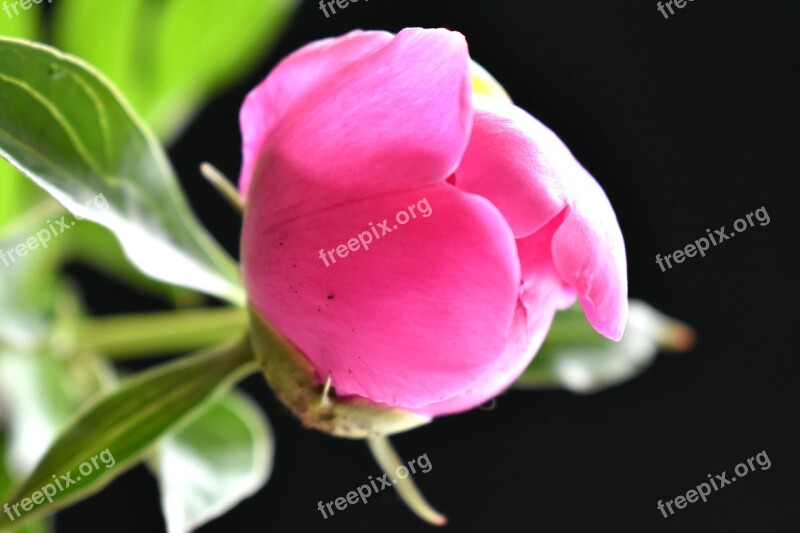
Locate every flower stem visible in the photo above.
<box><xmin>367</xmin><ymin>436</ymin><xmax>447</xmax><ymax>526</ymax></box>
<box><xmin>200</xmin><ymin>162</ymin><xmax>244</xmax><ymax>213</ymax></box>
<box><xmin>76</xmin><ymin>307</ymin><xmax>248</xmax><ymax>360</ymax></box>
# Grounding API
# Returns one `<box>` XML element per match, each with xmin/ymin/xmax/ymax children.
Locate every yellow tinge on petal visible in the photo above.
<box><xmin>470</xmin><ymin>60</ymin><xmax>512</xmax><ymax>103</ymax></box>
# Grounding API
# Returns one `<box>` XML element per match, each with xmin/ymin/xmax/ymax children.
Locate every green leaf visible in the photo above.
<box><xmin>1</xmin><ymin>280</ymin><xmax>111</xmax><ymax>476</ymax></box>
<box><xmin>0</xmin><ymin>433</ymin><xmax>12</xmax><ymax>497</ymax></box>
<box><xmin>0</xmin><ymin>164</ymin><xmax>20</xmax><ymax>228</ymax></box>
<box><xmin>10</xmin><ymin>520</ymin><xmax>51</xmax><ymax>533</ymax></box>
<box><xmin>0</xmin><ymin>38</ymin><xmax>245</xmax><ymax>304</ymax></box>
<box><xmin>0</xmin><ymin>2</ymin><xmax>40</xmax><ymax>41</ymax></box>
<box><xmin>1</xmin><ymin>196</ymin><xmax>202</xmax><ymax>305</ymax></box>
<box><xmin>1</xmin><ymin>435</ymin><xmax>53</xmax><ymax>533</ymax></box>
<box><xmin>52</xmin><ymin>0</ymin><xmax>147</xmax><ymax>115</ymax></box>
<box><xmin>0</xmin><ymin>160</ymin><xmax>44</xmax><ymax>232</ymax></box>
<box><xmin>0</xmin><ymin>200</ymin><xmax>84</xmax><ymax>318</ymax></box>
<box><xmin>0</xmin><ymin>349</ymin><xmax>88</xmax><ymax>477</ymax></box>
<box><xmin>3</xmin><ymin>437</ymin><xmax>53</xmax><ymax>533</ymax></box>
<box><xmin>146</xmin><ymin>0</ymin><xmax>297</xmax><ymax>137</ymax></box>
<box><xmin>515</xmin><ymin>300</ymin><xmax>695</xmax><ymax>393</ymax></box>
<box><xmin>0</xmin><ymin>0</ymin><xmax>46</xmax><ymax>236</ymax></box>
<box><xmin>53</xmin><ymin>0</ymin><xmax>298</xmax><ymax>140</ymax></box>
<box><xmin>0</xmin><ymin>338</ymin><xmax>256</xmax><ymax>529</ymax></box>
<box><xmin>65</xmin><ymin>221</ymin><xmax>205</xmax><ymax>305</ymax></box>
<box><xmin>155</xmin><ymin>390</ymin><xmax>273</xmax><ymax>533</ymax></box>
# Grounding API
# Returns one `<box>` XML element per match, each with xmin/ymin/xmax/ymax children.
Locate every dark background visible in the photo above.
<box><xmin>59</xmin><ymin>0</ymin><xmax>799</xmax><ymax>532</ymax></box>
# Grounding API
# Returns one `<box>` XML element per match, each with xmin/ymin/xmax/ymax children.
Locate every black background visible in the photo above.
<box><xmin>57</xmin><ymin>0</ymin><xmax>799</xmax><ymax>532</ymax></box>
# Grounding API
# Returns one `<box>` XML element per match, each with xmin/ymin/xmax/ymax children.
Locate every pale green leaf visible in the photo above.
<box><xmin>0</xmin><ymin>350</ymin><xmax>86</xmax><ymax>477</ymax></box>
<box><xmin>1</xmin><ymin>434</ymin><xmax>53</xmax><ymax>533</ymax></box>
<box><xmin>155</xmin><ymin>391</ymin><xmax>273</xmax><ymax>533</ymax></box>
<box><xmin>0</xmin><ymin>38</ymin><xmax>245</xmax><ymax>304</ymax></box>
<box><xmin>515</xmin><ymin>300</ymin><xmax>695</xmax><ymax>393</ymax></box>
<box><xmin>53</xmin><ymin>0</ymin><xmax>298</xmax><ymax>140</ymax></box>
<box><xmin>0</xmin><ymin>339</ymin><xmax>256</xmax><ymax>529</ymax></box>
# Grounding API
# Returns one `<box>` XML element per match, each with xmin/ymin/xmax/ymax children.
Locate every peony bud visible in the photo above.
<box><xmin>240</xmin><ymin>28</ymin><xmax>628</xmax><ymax>434</ymax></box>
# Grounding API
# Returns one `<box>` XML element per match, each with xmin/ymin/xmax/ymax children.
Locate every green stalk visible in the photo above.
<box><xmin>367</xmin><ymin>436</ymin><xmax>446</xmax><ymax>526</ymax></box>
<box><xmin>76</xmin><ymin>307</ymin><xmax>248</xmax><ymax>360</ymax></box>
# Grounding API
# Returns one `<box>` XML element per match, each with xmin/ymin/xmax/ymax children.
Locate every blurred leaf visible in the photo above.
<box><xmin>52</xmin><ymin>0</ymin><xmax>147</xmax><ymax>113</ymax></box>
<box><xmin>2</xmin><ymin>436</ymin><xmax>54</xmax><ymax>533</ymax></box>
<box><xmin>0</xmin><ymin>164</ymin><xmax>21</xmax><ymax>228</ymax></box>
<box><xmin>146</xmin><ymin>0</ymin><xmax>297</xmax><ymax>137</ymax></box>
<box><xmin>0</xmin><ymin>38</ymin><xmax>245</xmax><ymax>304</ymax></box>
<box><xmin>65</xmin><ymin>222</ymin><xmax>204</xmax><ymax>304</ymax></box>
<box><xmin>9</xmin><ymin>520</ymin><xmax>51</xmax><ymax>533</ymax></box>
<box><xmin>0</xmin><ymin>350</ymin><xmax>86</xmax><ymax>477</ymax></box>
<box><xmin>0</xmin><ymin>156</ymin><xmax>44</xmax><ymax>233</ymax></box>
<box><xmin>0</xmin><ymin>3</ymin><xmax>40</xmax><ymax>40</ymax></box>
<box><xmin>53</xmin><ymin>0</ymin><xmax>298</xmax><ymax>140</ymax></box>
<box><xmin>0</xmin><ymin>339</ymin><xmax>256</xmax><ymax>529</ymax></box>
<box><xmin>0</xmin><ymin>280</ymin><xmax>113</xmax><ymax>477</ymax></box>
<box><xmin>0</xmin><ymin>433</ymin><xmax>11</xmax><ymax>496</ymax></box>
<box><xmin>155</xmin><ymin>390</ymin><xmax>273</xmax><ymax>533</ymax></box>
<box><xmin>1</xmin><ymin>197</ymin><xmax>200</xmax><ymax>305</ymax></box>
<box><xmin>0</xmin><ymin>200</ymin><xmax>77</xmax><ymax>315</ymax></box>
<box><xmin>515</xmin><ymin>300</ymin><xmax>695</xmax><ymax>393</ymax></box>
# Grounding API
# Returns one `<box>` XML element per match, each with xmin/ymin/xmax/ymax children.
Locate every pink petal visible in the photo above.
<box><xmin>415</xmin><ymin>214</ymin><xmax>574</xmax><ymax>416</ymax></box>
<box><xmin>455</xmin><ymin>95</ymin><xmax>627</xmax><ymax>340</ymax></box>
<box><xmin>239</xmin><ymin>30</ymin><xmax>394</xmax><ymax>197</ymax></box>
<box><xmin>242</xmin><ymin>185</ymin><xmax>520</xmax><ymax>409</ymax></box>
<box><xmin>551</xmin><ymin>177</ymin><xmax>628</xmax><ymax>340</ymax></box>
<box><xmin>242</xmin><ymin>28</ymin><xmax>473</xmax><ymax>227</ymax></box>
<box><xmin>455</xmin><ymin>95</ymin><xmax>568</xmax><ymax>239</ymax></box>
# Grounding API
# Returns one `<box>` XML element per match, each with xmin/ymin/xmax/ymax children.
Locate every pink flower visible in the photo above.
<box><xmin>240</xmin><ymin>28</ymin><xmax>627</xmax><ymax>418</ymax></box>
